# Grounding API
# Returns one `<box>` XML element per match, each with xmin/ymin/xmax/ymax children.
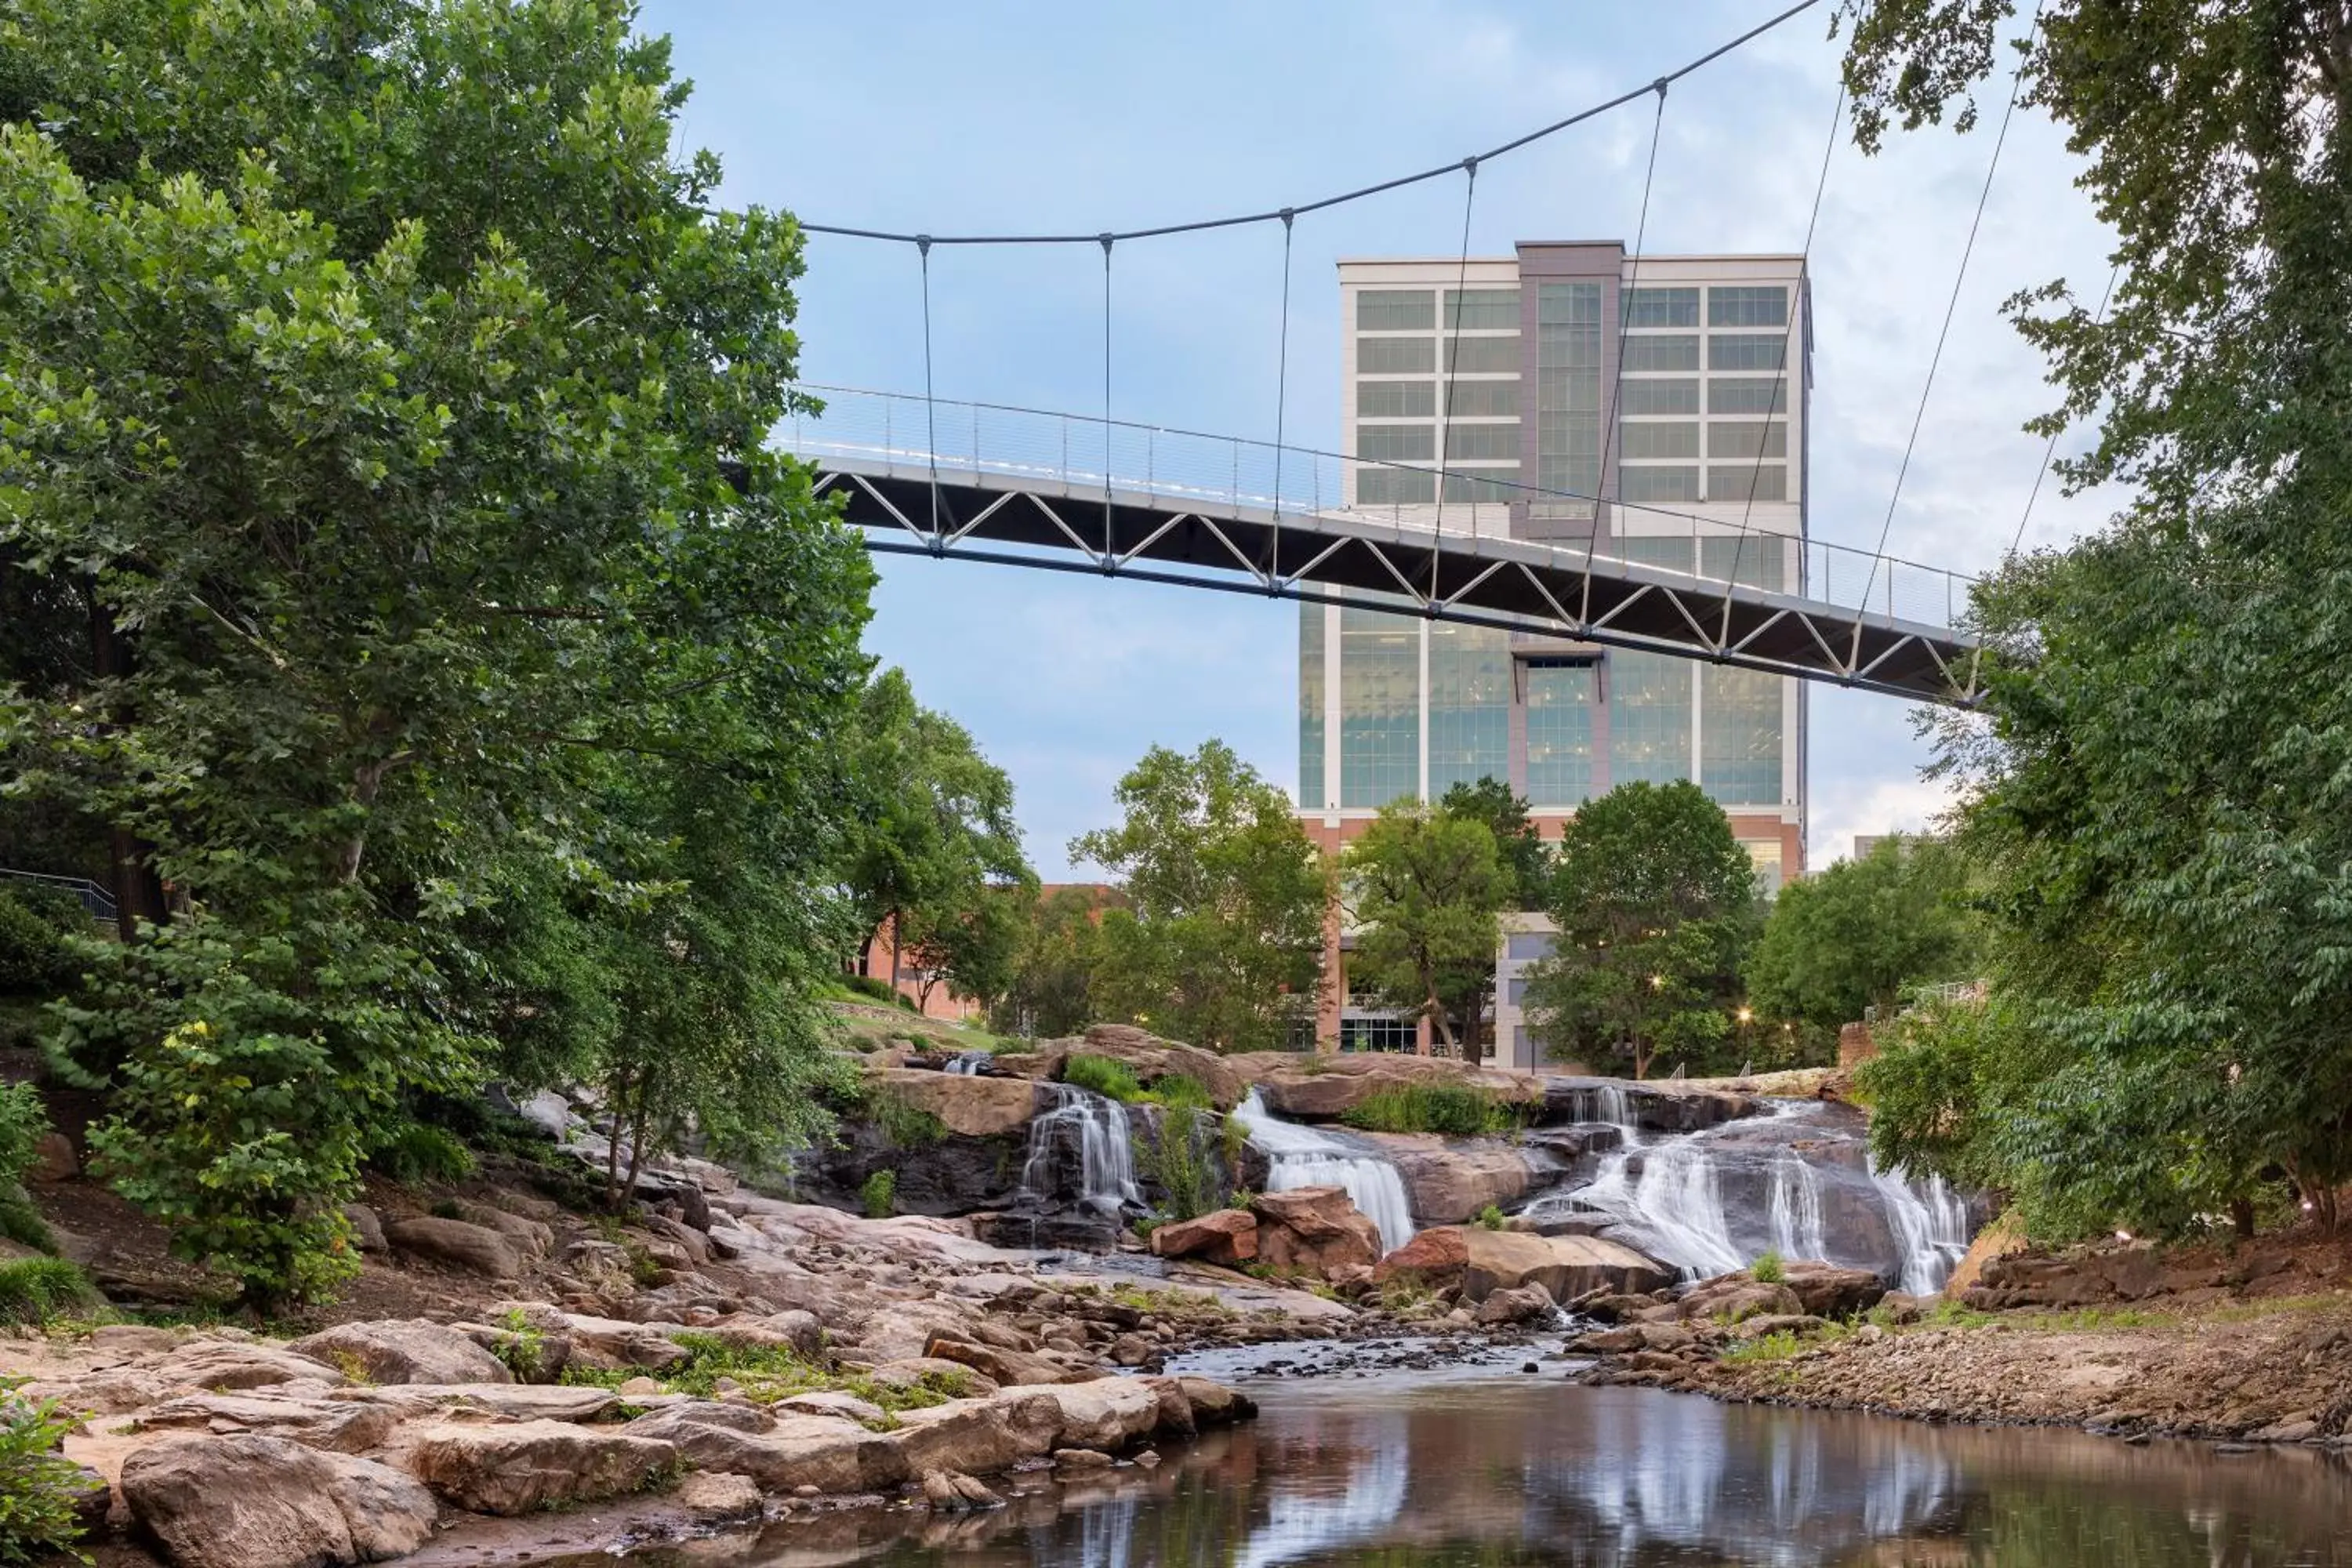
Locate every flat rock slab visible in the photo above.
<box><xmin>294</xmin><ymin>1319</ymin><xmax>512</xmax><ymax>1386</ymax></box>
<box><xmin>401</xmin><ymin>1418</ymin><xmax>677</xmax><ymax>1515</ymax></box>
<box><xmin>132</xmin><ymin>1391</ymin><xmax>400</xmax><ymax>1453</ymax></box>
<box><xmin>341</xmin><ymin>1383</ymin><xmax>618</xmax><ymax>1422</ymax></box>
<box><xmin>152</xmin><ymin>1342</ymin><xmax>350</xmax><ymax>1394</ymax></box>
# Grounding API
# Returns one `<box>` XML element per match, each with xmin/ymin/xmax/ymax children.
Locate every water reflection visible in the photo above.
<box><xmin>610</xmin><ymin>1377</ymin><xmax>2352</xmax><ymax>1567</ymax></box>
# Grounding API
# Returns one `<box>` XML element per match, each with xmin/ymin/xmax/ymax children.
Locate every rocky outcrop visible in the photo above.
<box><xmin>1251</xmin><ymin>1187</ymin><xmax>1381</xmax><ymax>1278</ymax></box>
<box><xmin>131</xmin><ymin>1391</ymin><xmax>401</xmax><ymax>1453</ymax></box>
<box><xmin>1372</xmin><ymin>1226</ymin><xmax>1470</xmax><ymax>1287</ymax></box>
<box><xmin>1356</xmin><ymin>1135</ymin><xmax>1534</xmax><ymax>1224</ymax></box>
<box><xmin>384</xmin><ymin>1215</ymin><xmax>520</xmax><ymax>1278</ymax></box>
<box><xmin>1777</xmin><ymin>1262</ymin><xmax>1887</xmax><ymax>1319</ymax></box>
<box><xmin>292</xmin><ymin>1319</ymin><xmax>513</xmax><ymax>1386</ymax></box>
<box><xmin>1231</xmin><ymin>1053</ymin><xmax>1540</xmax><ymax>1123</ymax></box>
<box><xmin>1537</xmin><ymin>1078</ymin><xmax>1759</xmax><ymax>1132</ymax></box>
<box><xmin>991</xmin><ymin>1025</ymin><xmax>1250</xmax><ymax>1109</ymax></box>
<box><xmin>400</xmin><ymin>1418</ymin><xmax>677</xmax><ymax>1515</ymax></box>
<box><xmin>866</xmin><ymin>1069</ymin><xmax>1042</xmax><ymax>1138</ymax></box>
<box><xmin>121</xmin><ymin>1433</ymin><xmax>436</xmax><ymax>1568</ymax></box>
<box><xmin>1149</xmin><ymin>1209</ymin><xmax>1258</xmax><ymax>1268</ymax></box>
<box><xmin>1463</xmin><ymin>1228</ymin><xmax>1674</xmax><ymax>1303</ymax></box>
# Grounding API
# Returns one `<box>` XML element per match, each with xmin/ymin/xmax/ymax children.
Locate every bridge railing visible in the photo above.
<box><xmin>783</xmin><ymin>386</ymin><xmax>1980</xmax><ymax>633</ymax></box>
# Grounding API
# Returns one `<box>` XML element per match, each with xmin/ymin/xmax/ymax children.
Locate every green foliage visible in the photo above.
<box><xmin>1476</xmin><ymin>1203</ymin><xmax>1505</xmax><ymax>1231</ymax></box>
<box><xmin>1063</xmin><ymin>1054</ymin><xmax>1143</xmax><ymax>1102</ymax></box>
<box><xmin>1145</xmin><ymin>1073</ymin><xmax>1213</xmax><ymax>1112</ymax></box>
<box><xmin>0</xmin><ymin>1081</ymin><xmax>53</xmax><ymax>1252</ymax></box>
<box><xmin>1750</xmin><ymin>1248</ymin><xmax>1785</xmax><ymax>1284</ymax></box>
<box><xmin>1525</xmin><ymin>781</ymin><xmax>1759</xmax><ymax>1079</ymax></box>
<box><xmin>1748</xmin><ymin>837</ymin><xmax>1980</xmax><ymax>1029</ymax></box>
<box><xmin>1339</xmin><ymin>1083</ymin><xmax>1513</xmax><ymax>1137</ymax></box>
<box><xmin>368</xmin><ymin>1122</ymin><xmax>474</xmax><ymax>1185</ymax></box>
<box><xmin>1141</xmin><ymin>1104</ymin><xmax>1210</xmax><ymax>1221</ymax></box>
<box><xmin>1437</xmin><ymin>779</ymin><xmax>1553</xmax><ymax>910</ymax></box>
<box><xmin>1341</xmin><ymin>800</ymin><xmax>1510</xmax><ymax>1054</ymax></box>
<box><xmin>1833</xmin><ymin>0</ymin><xmax>2352</xmax><ymax>1241</ymax></box>
<box><xmin>860</xmin><ymin>1168</ymin><xmax>897</xmax><ymax>1220</ymax></box>
<box><xmin>1074</xmin><ymin>742</ymin><xmax>1324</xmax><ymax>1052</ymax></box>
<box><xmin>492</xmin><ymin>1309</ymin><xmax>548</xmax><ymax>1382</ymax></box>
<box><xmin>0</xmin><ymin>1258</ymin><xmax>96</xmax><ymax>1327</ymax></box>
<box><xmin>0</xmin><ymin>2</ymin><xmax>872</xmax><ymax>1298</ymax></box>
<box><xmin>0</xmin><ymin>890</ymin><xmax>74</xmax><ymax>997</ymax></box>
<box><xmin>0</xmin><ymin>1377</ymin><xmax>86</xmax><ymax>1563</ymax></box>
<box><xmin>1720</xmin><ymin>1329</ymin><xmax>1804</xmax><ymax>1366</ymax></box>
<box><xmin>1001</xmin><ymin>886</ymin><xmax>1113</xmax><ymax>1039</ymax></box>
<box><xmin>866</xmin><ymin>1087</ymin><xmax>946</xmax><ymax>1150</ymax></box>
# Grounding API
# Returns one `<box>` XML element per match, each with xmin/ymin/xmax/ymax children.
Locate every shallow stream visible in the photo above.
<box><xmin>574</xmin><ymin>1362</ymin><xmax>2352</xmax><ymax>1566</ymax></box>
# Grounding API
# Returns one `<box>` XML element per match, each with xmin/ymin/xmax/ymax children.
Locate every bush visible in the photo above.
<box><xmin>0</xmin><ymin>1259</ymin><xmax>98</xmax><ymax>1327</ymax></box>
<box><xmin>368</xmin><ymin>1122</ymin><xmax>476</xmax><ymax>1185</ymax></box>
<box><xmin>1144</xmin><ymin>1073</ymin><xmax>1213</xmax><ymax>1112</ymax></box>
<box><xmin>1141</xmin><ymin>1105</ymin><xmax>1209</xmax><ymax>1221</ymax></box>
<box><xmin>1751</xmin><ymin>1248</ymin><xmax>1785</xmax><ymax>1284</ymax></box>
<box><xmin>0</xmin><ymin>1377</ymin><xmax>89</xmax><ymax>1563</ymax></box>
<box><xmin>860</xmin><ymin>1168</ymin><xmax>897</xmax><ymax>1219</ymax></box>
<box><xmin>1340</xmin><ymin>1083</ymin><xmax>1514</xmax><ymax>1137</ymax></box>
<box><xmin>1477</xmin><ymin>1203</ymin><xmax>1506</xmax><ymax>1231</ymax></box>
<box><xmin>1062</xmin><ymin>1054</ymin><xmax>1142</xmax><ymax>1102</ymax></box>
<box><xmin>0</xmin><ymin>890</ymin><xmax>75</xmax><ymax>998</ymax></box>
<box><xmin>0</xmin><ymin>1083</ymin><xmax>56</xmax><ymax>1253</ymax></box>
<box><xmin>840</xmin><ymin>974</ymin><xmax>919</xmax><ymax>1012</ymax></box>
<box><xmin>867</xmin><ymin>1087</ymin><xmax>947</xmax><ymax>1150</ymax></box>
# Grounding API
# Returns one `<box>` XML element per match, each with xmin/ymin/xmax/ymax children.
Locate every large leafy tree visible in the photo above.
<box><xmin>1748</xmin><ymin>836</ymin><xmax>1980</xmax><ymax>1030</ymax></box>
<box><xmin>0</xmin><ymin>1</ymin><xmax>871</xmax><ymax>1299</ymax></box>
<box><xmin>1437</xmin><ymin>778</ymin><xmax>1552</xmax><ymax>911</ymax></box>
<box><xmin>1839</xmin><ymin>1</ymin><xmax>2352</xmax><ymax>1235</ymax></box>
<box><xmin>1001</xmin><ymin>885</ymin><xmax>1116</xmax><ymax>1039</ymax></box>
<box><xmin>1073</xmin><ymin>741</ymin><xmax>1323</xmax><ymax>1052</ymax></box>
<box><xmin>1341</xmin><ymin>800</ymin><xmax>1509</xmax><ymax>1055</ymax></box>
<box><xmin>837</xmin><ymin>669</ymin><xmax>1030</xmax><ymax>994</ymax></box>
<box><xmin>1525</xmin><ymin>780</ymin><xmax>1757</xmax><ymax>1079</ymax></box>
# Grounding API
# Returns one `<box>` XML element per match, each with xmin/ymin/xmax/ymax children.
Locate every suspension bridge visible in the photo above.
<box><xmin>786</xmin><ymin>0</ymin><xmax>2071</xmax><ymax>709</ymax></box>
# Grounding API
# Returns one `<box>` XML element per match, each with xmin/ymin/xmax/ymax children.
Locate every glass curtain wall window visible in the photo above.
<box><xmin>1700</xmin><ymin>664</ymin><xmax>1783</xmax><ymax>806</ymax></box>
<box><xmin>1428</xmin><ymin>625</ymin><xmax>1510</xmax><ymax>797</ymax></box>
<box><xmin>1525</xmin><ymin>662</ymin><xmax>1596</xmax><ymax>808</ymax></box>
<box><xmin>1298</xmin><ymin>604</ymin><xmax>1325</xmax><ymax>808</ymax></box>
<box><xmin>1608</xmin><ymin>649</ymin><xmax>1692</xmax><ymax>786</ymax></box>
<box><xmin>1535</xmin><ymin>283</ymin><xmax>1602</xmax><ymax>516</ymax></box>
<box><xmin>1340</xmin><ymin>608</ymin><xmax>1420</xmax><ymax>808</ymax></box>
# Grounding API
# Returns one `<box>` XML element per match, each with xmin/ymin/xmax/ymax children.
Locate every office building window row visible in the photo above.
<box><xmin>1701</xmin><ymin>662</ymin><xmax>1784</xmax><ymax>807</ymax></box>
<box><xmin>1617</xmin><ymin>282</ymin><xmax>1795</xmax><ymax>506</ymax></box>
<box><xmin>1427</xmin><ymin>624</ymin><xmax>1511</xmax><ymax>797</ymax></box>
<box><xmin>1609</xmin><ymin>649</ymin><xmax>1693</xmax><ymax>786</ymax></box>
<box><xmin>1525</xmin><ymin>661</ymin><xmax>1596</xmax><ymax>808</ymax></box>
<box><xmin>1339</xmin><ymin>606</ymin><xmax>1420</xmax><ymax>808</ymax></box>
<box><xmin>1298</xmin><ymin>604</ymin><xmax>1325</xmax><ymax>808</ymax></box>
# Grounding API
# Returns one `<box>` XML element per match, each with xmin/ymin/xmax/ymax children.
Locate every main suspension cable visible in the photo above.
<box><xmin>1432</xmin><ymin>158</ymin><xmax>1480</xmax><ymax>556</ymax></box>
<box><xmin>1269</xmin><ymin>209</ymin><xmax>1295</xmax><ymax>586</ymax></box>
<box><xmin>1584</xmin><ymin>82</ymin><xmax>1670</xmax><ymax>583</ymax></box>
<box><xmin>800</xmin><ymin>0</ymin><xmax>1820</xmax><ymax>249</ymax></box>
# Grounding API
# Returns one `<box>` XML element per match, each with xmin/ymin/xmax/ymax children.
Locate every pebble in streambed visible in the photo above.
<box><xmin>1170</xmin><ymin>1333</ymin><xmax>1565</xmax><ymax>1382</ymax></box>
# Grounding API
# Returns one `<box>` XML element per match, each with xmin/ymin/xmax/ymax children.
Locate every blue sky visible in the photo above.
<box><xmin>642</xmin><ymin>1</ymin><xmax>2122</xmax><ymax>879</ymax></box>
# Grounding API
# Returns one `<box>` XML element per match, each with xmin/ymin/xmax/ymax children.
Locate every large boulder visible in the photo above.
<box><xmin>293</xmin><ymin>1319</ymin><xmax>512</xmax><ymax>1386</ymax></box>
<box><xmin>400</xmin><ymin>1418</ymin><xmax>677</xmax><ymax>1515</ymax></box>
<box><xmin>1668</xmin><ymin>1273</ymin><xmax>1805</xmax><ymax>1323</ymax></box>
<box><xmin>1148</xmin><ymin>1209</ymin><xmax>1258</xmax><ymax>1267</ymax></box>
<box><xmin>1778</xmin><ymin>1261</ymin><xmax>1886</xmax><ymax>1319</ymax></box>
<box><xmin>924</xmin><ymin>1334</ymin><xmax>1101</xmax><ymax>1388</ymax></box>
<box><xmin>890</xmin><ymin>1389</ymin><xmax>1065</xmax><ymax>1475</ymax></box>
<box><xmin>1356</xmin><ymin>1136</ymin><xmax>1534</xmax><ymax>1225</ymax></box>
<box><xmin>991</xmin><ymin>1026</ymin><xmax>1250</xmax><ymax>1109</ymax></box>
<box><xmin>866</xmin><ymin>1069</ymin><xmax>1040</xmax><ymax>1138</ymax></box>
<box><xmin>1234</xmin><ymin>1054</ymin><xmax>1539</xmax><ymax>1123</ymax></box>
<box><xmin>154</xmin><ymin>1342</ymin><xmax>354</xmax><ymax>1395</ymax></box>
<box><xmin>129</xmin><ymin>1391</ymin><xmax>401</xmax><ymax>1453</ymax></box>
<box><xmin>121</xmin><ymin>1433</ymin><xmax>435</xmax><ymax>1568</ymax></box>
<box><xmin>556</xmin><ymin>1312</ymin><xmax>691</xmax><ymax>1372</ymax></box>
<box><xmin>447</xmin><ymin>1200</ymin><xmax>555</xmax><ymax>1261</ymax></box>
<box><xmin>1007</xmin><ymin>1377</ymin><xmax>1167</xmax><ymax>1451</ymax></box>
<box><xmin>384</xmin><ymin>1216</ymin><xmax>521</xmax><ymax>1278</ymax></box>
<box><xmin>1463</xmin><ymin>1229</ymin><xmax>1672</xmax><ymax>1303</ymax></box>
<box><xmin>1372</xmin><ymin>1225</ymin><xmax>1470</xmax><ymax>1289</ymax></box>
<box><xmin>1475</xmin><ymin>1283</ymin><xmax>1557</xmax><ymax>1326</ymax></box>
<box><xmin>624</xmin><ymin>1403</ymin><xmax>909</xmax><ymax>1494</ymax></box>
<box><xmin>1250</xmin><ymin>1187</ymin><xmax>1381</xmax><ymax>1279</ymax></box>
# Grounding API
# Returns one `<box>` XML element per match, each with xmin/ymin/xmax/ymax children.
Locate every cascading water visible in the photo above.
<box><xmin>1871</xmin><ymin>1161</ymin><xmax>1972</xmax><ymax>1294</ymax></box>
<box><xmin>1232</xmin><ymin>1091</ymin><xmax>1417</xmax><ymax>1254</ymax></box>
<box><xmin>1022</xmin><ymin>1083</ymin><xmax>1140</xmax><ymax>1209</ymax></box>
<box><xmin>1563</xmin><ymin>1136</ymin><xmax>1748</xmax><ymax>1279</ymax></box>
<box><xmin>1767</xmin><ymin>1156</ymin><xmax>1828</xmax><ymax>1264</ymax></box>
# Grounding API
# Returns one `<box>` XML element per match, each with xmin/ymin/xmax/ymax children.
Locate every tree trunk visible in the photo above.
<box><xmin>2230</xmin><ymin>1196</ymin><xmax>2256</xmax><ymax>1240</ymax></box>
<box><xmin>886</xmin><ymin>909</ymin><xmax>903</xmax><ymax>993</ymax></box>
<box><xmin>1632</xmin><ymin>1038</ymin><xmax>1651</xmax><ymax>1081</ymax></box>
<box><xmin>601</xmin><ymin>1068</ymin><xmax>629</xmax><ymax>1210</ymax></box>
<box><xmin>88</xmin><ymin>589</ymin><xmax>169</xmax><ymax>941</ymax></box>
<box><xmin>622</xmin><ymin>1093</ymin><xmax>653</xmax><ymax>1213</ymax></box>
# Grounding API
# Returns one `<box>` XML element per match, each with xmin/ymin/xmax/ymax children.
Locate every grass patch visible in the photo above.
<box><xmin>1143</xmin><ymin>1073</ymin><xmax>1213</xmax><ymax>1112</ymax></box>
<box><xmin>0</xmin><ymin>1259</ymin><xmax>99</xmax><ymax>1327</ymax></box>
<box><xmin>1339</xmin><ymin>1083</ymin><xmax>1515</xmax><ymax>1137</ymax></box>
<box><xmin>2028</xmin><ymin>1306</ymin><xmax>2165</xmax><ymax>1332</ymax></box>
<box><xmin>1923</xmin><ymin>1299</ymin><xmax>1998</xmax><ymax>1330</ymax></box>
<box><xmin>1721</xmin><ymin>1329</ymin><xmax>1805</xmax><ymax>1365</ymax></box>
<box><xmin>868</xmin><ymin>1087</ymin><xmax>947</xmax><ymax>1150</ymax></box>
<box><xmin>1063</xmin><ymin>1054</ymin><xmax>1143</xmax><ymax>1102</ymax></box>
<box><xmin>562</xmin><ymin>1333</ymin><xmax>977</xmax><ymax>1428</ymax></box>
<box><xmin>1750</xmin><ymin>1248</ymin><xmax>1785</xmax><ymax>1284</ymax></box>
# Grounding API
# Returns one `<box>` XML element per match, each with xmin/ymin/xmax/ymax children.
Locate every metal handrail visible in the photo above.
<box><xmin>0</xmin><ymin>866</ymin><xmax>118</xmax><ymax>924</ymax></box>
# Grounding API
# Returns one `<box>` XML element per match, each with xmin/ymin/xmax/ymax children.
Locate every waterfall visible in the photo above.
<box><xmin>1565</xmin><ymin>1138</ymin><xmax>1748</xmax><ymax>1279</ymax></box>
<box><xmin>1231</xmin><ymin>1091</ymin><xmax>1417</xmax><ymax>1254</ymax></box>
<box><xmin>1767</xmin><ymin>1156</ymin><xmax>1828</xmax><ymax>1263</ymax></box>
<box><xmin>1022</xmin><ymin>1083</ymin><xmax>1140</xmax><ymax>1209</ymax></box>
<box><xmin>942</xmin><ymin>1051</ymin><xmax>991</xmax><ymax>1076</ymax></box>
<box><xmin>1872</xmin><ymin>1160</ymin><xmax>1972</xmax><ymax>1294</ymax></box>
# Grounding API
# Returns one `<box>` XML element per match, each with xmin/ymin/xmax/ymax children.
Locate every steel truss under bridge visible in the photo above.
<box><xmin>785</xmin><ymin>387</ymin><xmax>1984</xmax><ymax>706</ymax></box>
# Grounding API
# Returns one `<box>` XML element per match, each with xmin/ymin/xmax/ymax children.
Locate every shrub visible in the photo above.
<box><xmin>1751</xmin><ymin>1248</ymin><xmax>1785</xmax><ymax>1284</ymax></box>
<box><xmin>1339</xmin><ymin>1083</ymin><xmax>1513</xmax><ymax>1136</ymax></box>
<box><xmin>1144</xmin><ymin>1073</ymin><xmax>1213</xmax><ymax>1112</ymax></box>
<box><xmin>369</xmin><ymin>1122</ymin><xmax>475</xmax><ymax>1185</ymax></box>
<box><xmin>1062</xmin><ymin>1054</ymin><xmax>1142</xmax><ymax>1102</ymax></box>
<box><xmin>492</xmin><ymin>1309</ymin><xmax>549</xmax><ymax>1381</ymax></box>
<box><xmin>861</xmin><ymin>1168</ymin><xmax>898</xmax><ymax>1219</ymax></box>
<box><xmin>0</xmin><ymin>890</ymin><xmax>75</xmax><ymax>998</ymax></box>
<box><xmin>0</xmin><ymin>1377</ymin><xmax>89</xmax><ymax>1563</ymax></box>
<box><xmin>0</xmin><ymin>1259</ymin><xmax>99</xmax><ymax>1327</ymax></box>
<box><xmin>0</xmin><ymin>1083</ymin><xmax>56</xmax><ymax>1252</ymax></box>
<box><xmin>1477</xmin><ymin>1203</ymin><xmax>1506</xmax><ymax>1231</ymax></box>
<box><xmin>1141</xmin><ymin>1105</ymin><xmax>1209</xmax><ymax>1221</ymax></box>
<box><xmin>867</xmin><ymin>1087</ymin><xmax>947</xmax><ymax>1150</ymax></box>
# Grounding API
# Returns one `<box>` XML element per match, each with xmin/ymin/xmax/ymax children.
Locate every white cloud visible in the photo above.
<box><xmin>1809</xmin><ymin>775</ymin><xmax>1962</xmax><ymax>867</ymax></box>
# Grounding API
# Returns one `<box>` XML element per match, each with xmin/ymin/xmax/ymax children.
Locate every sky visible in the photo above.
<box><xmin>641</xmin><ymin>1</ymin><xmax>2125</xmax><ymax>880</ymax></box>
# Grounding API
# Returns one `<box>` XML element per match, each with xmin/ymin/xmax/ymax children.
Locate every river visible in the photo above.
<box><xmin>567</xmin><ymin>1359</ymin><xmax>2352</xmax><ymax>1567</ymax></box>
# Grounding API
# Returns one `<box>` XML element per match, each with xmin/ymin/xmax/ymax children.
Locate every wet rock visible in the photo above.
<box><xmin>1053</xmin><ymin>1446</ymin><xmax>1113</xmax><ymax>1469</ymax></box>
<box><xmin>1464</xmin><ymin>1229</ymin><xmax>1672</xmax><ymax>1302</ymax></box>
<box><xmin>1358</xmin><ymin>1136</ymin><xmax>1534</xmax><ymax>1225</ymax></box>
<box><xmin>385</xmin><ymin>1216</ymin><xmax>520</xmax><ymax>1279</ymax></box>
<box><xmin>1568</xmin><ymin>1290</ymin><xmax>1660</xmax><ymax>1323</ymax></box>
<box><xmin>1148</xmin><ymin>1209</ymin><xmax>1258</xmax><ymax>1267</ymax></box>
<box><xmin>293</xmin><ymin>1319</ymin><xmax>512</xmax><ymax>1386</ymax></box>
<box><xmin>674</xmin><ymin>1470</ymin><xmax>761</xmax><ymax>1519</ymax></box>
<box><xmin>1475</xmin><ymin>1283</ymin><xmax>1557</xmax><ymax>1326</ymax></box>
<box><xmin>121</xmin><ymin>1433</ymin><xmax>434</xmax><ymax>1568</ymax></box>
<box><xmin>1175</xmin><ymin>1376</ymin><xmax>1255</xmax><ymax>1425</ymax></box>
<box><xmin>401</xmin><ymin>1418</ymin><xmax>677</xmax><ymax>1515</ymax></box>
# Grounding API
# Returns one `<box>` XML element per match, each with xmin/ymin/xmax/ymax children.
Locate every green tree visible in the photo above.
<box><xmin>838</xmin><ymin>670</ymin><xmax>1029</xmax><ymax>993</ymax></box>
<box><xmin>1002</xmin><ymin>885</ymin><xmax>1112</xmax><ymax>1038</ymax></box>
<box><xmin>1525</xmin><ymin>781</ymin><xmax>1756</xmax><ymax>1080</ymax></box>
<box><xmin>1342</xmin><ymin>800</ymin><xmax>1508</xmax><ymax>1054</ymax></box>
<box><xmin>1747</xmin><ymin>836</ymin><xmax>1980</xmax><ymax>1030</ymax></box>
<box><xmin>1835</xmin><ymin>1</ymin><xmax>2352</xmax><ymax>1235</ymax></box>
<box><xmin>1073</xmin><ymin>742</ymin><xmax>1323</xmax><ymax>1052</ymax></box>
<box><xmin>0</xmin><ymin>2</ymin><xmax>871</xmax><ymax>1300</ymax></box>
<box><xmin>900</xmin><ymin>877</ymin><xmax>1034</xmax><ymax>1016</ymax></box>
<box><xmin>1438</xmin><ymin>778</ymin><xmax>1552</xmax><ymax>910</ymax></box>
